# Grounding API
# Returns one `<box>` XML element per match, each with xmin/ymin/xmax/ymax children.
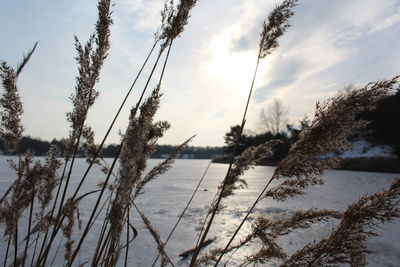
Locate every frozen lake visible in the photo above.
<box><xmin>0</xmin><ymin>157</ymin><xmax>399</xmax><ymax>266</ymax></box>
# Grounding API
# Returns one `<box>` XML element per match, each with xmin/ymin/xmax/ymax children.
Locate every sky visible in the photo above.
<box><xmin>0</xmin><ymin>0</ymin><xmax>399</xmax><ymax>146</ymax></box>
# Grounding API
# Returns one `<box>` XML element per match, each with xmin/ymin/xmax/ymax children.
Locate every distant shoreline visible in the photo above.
<box><xmin>211</xmin><ymin>156</ymin><xmax>400</xmax><ymax>173</ymax></box>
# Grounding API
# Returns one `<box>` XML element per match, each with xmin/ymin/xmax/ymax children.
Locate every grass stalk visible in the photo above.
<box><xmin>90</xmin><ymin>191</ymin><xmax>115</xmax><ymax>265</ymax></box>
<box><xmin>50</xmin><ymin>233</ymin><xmax>64</xmax><ymax>266</ymax></box>
<box><xmin>65</xmin><ymin>43</ymin><xmax>172</xmax><ymax>267</ymax></box>
<box><xmin>14</xmin><ymin>219</ymin><xmax>18</xmax><ymax>266</ymax></box>
<box><xmin>90</xmin><ymin>163</ymin><xmax>122</xmax><ymax>266</ymax></box>
<box><xmin>96</xmin><ymin>229</ymin><xmax>112</xmax><ymax>267</ymax></box>
<box><xmin>29</xmin><ymin>233</ymin><xmax>39</xmax><ymax>267</ymax></box>
<box><xmin>4</xmin><ymin>235</ymin><xmax>11</xmax><ymax>267</ymax></box>
<box><xmin>0</xmin><ymin>180</ymin><xmax>16</xmax><ymax>206</ymax></box>
<box><xmin>132</xmin><ymin>203</ymin><xmax>176</xmax><ymax>267</ymax></box>
<box><xmin>101</xmin><ymin>42</ymin><xmax>174</xmax><ymax>266</ymax></box>
<box><xmin>124</xmin><ymin>208</ymin><xmax>130</xmax><ymax>267</ymax></box>
<box><xmin>151</xmin><ymin>162</ymin><xmax>211</xmax><ymax>266</ymax></box>
<box><xmin>55</xmin><ymin>136</ymin><xmax>84</xmax><ymax>220</ymax></box>
<box><xmin>35</xmin><ymin>161</ymin><xmax>68</xmax><ymax>264</ymax></box>
<box><xmin>195</xmin><ymin>191</ymin><xmax>217</xmax><ymax>248</ymax></box>
<box><xmin>214</xmin><ymin>176</ymin><xmax>274</xmax><ymax>266</ymax></box>
<box><xmin>22</xmin><ymin>189</ymin><xmax>35</xmax><ymax>267</ymax></box>
<box><xmin>189</xmin><ymin>55</ymin><xmax>261</xmax><ymax>266</ymax></box>
<box><xmin>36</xmin><ymin>42</ymin><xmax>161</xmax><ymax>267</ymax></box>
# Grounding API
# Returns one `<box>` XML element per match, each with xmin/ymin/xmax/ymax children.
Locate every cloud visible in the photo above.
<box><xmin>161</xmin><ymin>0</ymin><xmax>400</xmax><ymax>144</ymax></box>
<box><xmin>369</xmin><ymin>12</ymin><xmax>400</xmax><ymax>34</ymax></box>
<box><xmin>2</xmin><ymin>0</ymin><xmax>399</xmax><ymax>146</ymax></box>
<box><xmin>119</xmin><ymin>0</ymin><xmax>164</xmax><ymax>31</ymax></box>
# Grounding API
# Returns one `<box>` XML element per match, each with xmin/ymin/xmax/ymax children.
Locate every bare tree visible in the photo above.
<box><xmin>259</xmin><ymin>99</ymin><xmax>289</xmax><ymax>134</ymax></box>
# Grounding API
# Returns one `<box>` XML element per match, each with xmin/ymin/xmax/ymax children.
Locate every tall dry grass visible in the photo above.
<box><xmin>0</xmin><ymin>0</ymin><xmax>399</xmax><ymax>266</ymax></box>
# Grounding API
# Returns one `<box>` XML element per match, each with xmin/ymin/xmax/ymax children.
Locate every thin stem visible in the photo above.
<box><xmin>55</xmin><ymin>126</ymin><xmax>85</xmax><ymax>220</ymax></box>
<box><xmin>189</xmin><ymin>55</ymin><xmax>261</xmax><ymax>267</ymax></box>
<box><xmin>22</xmin><ymin>189</ymin><xmax>35</xmax><ymax>267</ymax></box>
<box><xmin>124</xmin><ymin>207</ymin><xmax>130</xmax><ymax>267</ymax></box>
<box><xmin>91</xmin><ymin>164</ymin><xmax>119</xmax><ymax>266</ymax></box>
<box><xmin>36</xmin><ymin>42</ymin><xmax>159</xmax><ymax>266</ymax></box>
<box><xmin>96</xmin><ymin>229</ymin><xmax>142</xmax><ymax>267</ymax></box>
<box><xmin>0</xmin><ymin>180</ymin><xmax>17</xmax><ymax>206</ymax></box>
<box><xmin>195</xmin><ymin>185</ymin><xmax>221</xmax><ymax>249</ymax></box>
<box><xmin>222</xmin><ymin>218</ymin><xmax>256</xmax><ymax>266</ymax></box>
<box><xmin>214</xmin><ymin>176</ymin><xmax>275</xmax><ymax>266</ymax></box>
<box><xmin>90</xmin><ymin>191</ymin><xmax>114</xmax><ymax>265</ymax></box>
<box><xmin>12</xmin><ymin>155</ymin><xmax>23</xmax><ymax>267</ymax></box>
<box><xmin>4</xmin><ymin>235</ymin><xmax>11</xmax><ymax>267</ymax></box>
<box><xmin>50</xmin><ymin>233</ymin><xmax>64</xmax><ymax>266</ymax></box>
<box><xmin>30</xmin><ymin>233</ymin><xmax>40</xmax><ymax>267</ymax></box>
<box><xmin>96</xmin><ymin>229</ymin><xmax>112</xmax><ymax>267</ymax></box>
<box><xmin>132</xmin><ymin>203</ymin><xmax>176</xmax><ymax>267</ymax></box>
<box><xmin>14</xmin><ymin>219</ymin><xmax>19</xmax><ymax>266</ymax></box>
<box><xmin>36</xmin><ymin>160</ymin><xmax>68</xmax><ymax>265</ymax></box>
<box><xmin>151</xmin><ymin>162</ymin><xmax>211</xmax><ymax>267</ymax></box>
<box><xmin>65</xmin><ymin>44</ymin><xmax>166</xmax><ymax>267</ymax></box>
<box><xmin>44</xmin><ymin>135</ymin><xmax>87</xmax><ymax>267</ymax></box>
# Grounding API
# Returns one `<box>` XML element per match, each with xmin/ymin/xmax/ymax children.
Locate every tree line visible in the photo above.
<box><xmin>0</xmin><ymin>89</ymin><xmax>397</xmax><ymax>160</ymax></box>
<box><xmin>223</xmin><ymin>88</ymin><xmax>400</xmax><ymax>162</ymax></box>
<box><xmin>0</xmin><ymin>137</ymin><xmax>225</xmax><ymax>159</ymax></box>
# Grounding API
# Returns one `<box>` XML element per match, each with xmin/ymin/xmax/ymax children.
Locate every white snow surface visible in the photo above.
<box><xmin>339</xmin><ymin>140</ymin><xmax>396</xmax><ymax>159</ymax></box>
<box><xmin>0</xmin><ymin>157</ymin><xmax>399</xmax><ymax>266</ymax></box>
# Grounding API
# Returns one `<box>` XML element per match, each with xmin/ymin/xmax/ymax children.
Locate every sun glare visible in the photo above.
<box><xmin>202</xmin><ymin>31</ymin><xmax>257</xmax><ymax>101</ymax></box>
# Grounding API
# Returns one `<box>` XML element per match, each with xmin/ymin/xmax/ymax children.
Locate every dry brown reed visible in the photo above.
<box><xmin>265</xmin><ymin>76</ymin><xmax>399</xmax><ymax>201</ymax></box>
<box><xmin>190</xmin><ymin>1</ymin><xmax>299</xmax><ymax>265</ymax></box>
<box><xmin>220</xmin><ymin>140</ymin><xmax>281</xmax><ymax>199</ymax></box>
<box><xmin>209</xmin><ymin>76</ymin><xmax>400</xmax><ymax>266</ymax></box>
<box><xmin>281</xmin><ymin>177</ymin><xmax>400</xmax><ymax>266</ymax></box>
<box><xmin>1</xmin><ymin>0</ymin><xmax>400</xmax><ymax>266</ymax></box>
<box><xmin>105</xmin><ymin>86</ymin><xmax>170</xmax><ymax>265</ymax></box>
<box><xmin>0</xmin><ymin>42</ymin><xmax>37</xmax><ymax>153</ymax></box>
<box><xmin>259</xmin><ymin>0</ymin><xmax>298</xmax><ymax>58</ymax></box>
<box><xmin>190</xmin><ymin>0</ymin><xmax>400</xmax><ymax>265</ymax></box>
<box><xmin>33</xmin><ymin>2</ymin><xmax>113</xmax><ymax>266</ymax></box>
<box><xmin>62</xmin><ymin>1</ymin><xmax>198</xmax><ymax>265</ymax></box>
<box><xmin>65</xmin><ymin>0</ymin><xmax>112</xmax><ymax>159</ymax></box>
<box><xmin>135</xmin><ymin>134</ymin><xmax>195</xmax><ymax>198</ymax></box>
<box><xmin>159</xmin><ymin>0</ymin><xmax>198</xmax><ymax>47</ymax></box>
<box><xmin>133</xmin><ymin>203</ymin><xmax>173</xmax><ymax>267</ymax></box>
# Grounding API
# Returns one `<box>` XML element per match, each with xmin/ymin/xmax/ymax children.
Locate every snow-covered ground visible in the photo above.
<box><xmin>340</xmin><ymin>140</ymin><xmax>396</xmax><ymax>159</ymax></box>
<box><xmin>0</xmin><ymin>157</ymin><xmax>399</xmax><ymax>266</ymax></box>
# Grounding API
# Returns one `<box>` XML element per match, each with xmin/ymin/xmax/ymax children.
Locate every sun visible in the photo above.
<box><xmin>201</xmin><ymin>30</ymin><xmax>258</xmax><ymax>101</ymax></box>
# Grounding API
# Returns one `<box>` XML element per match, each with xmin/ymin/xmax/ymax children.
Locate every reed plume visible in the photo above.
<box><xmin>219</xmin><ymin>140</ymin><xmax>281</xmax><ymax>199</ymax></box>
<box><xmin>0</xmin><ymin>146</ymin><xmax>62</xmax><ymax>265</ymax></box>
<box><xmin>105</xmin><ymin>86</ymin><xmax>170</xmax><ymax>265</ymax></box>
<box><xmin>35</xmin><ymin>2</ymin><xmax>113</xmax><ymax>265</ymax></box>
<box><xmin>213</xmin><ymin>76</ymin><xmax>400</xmax><ymax>266</ymax></box>
<box><xmin>36</xmin><ymin>145</ymin><xmax>62</xmax><ymax>212</ymax></box>
<box><xmin>0</xmin><ymin>43</ymin><xmax>37</xmax><ymax>153</ymax></box>
<box><xmin>62</xmin><ymin>1</ymin><xmax>200</xmax><ymax>264</ymax></box>
<box><xmin>268</xmin><ymin>76</ymin><xmax>399</xmax><ymax>201</ymax></box>
<box><xmin>2</xmin><ymin>0</ymin><xmax>399</xmax><ymax>266</ymax></box>
<box><xmin>159</xmin><ymin>0</ymin><xmax>198</xmax><ymax>47</ymax></box>
<box><xmin>134</xmin><ymin>204</ymin><xmax>172</xmax><ymax>267</ymax></box>
<box><xmin>259</xmin><ymin>0</ymin><xmax>297</xmax><ymax>58</ymax></box>
<box><xmin>189</xmin><ymin>1</ymin><xmax>298</xmax><ymax>265</ymax></box>
<box><xmin>134</xmin><ymin>135</ymin><xmax>195</xmax><ymax>198</ymax></box>
<box><xmin>65</xmin><ymin>0</ymin><xmax>112</xmax><ymax>158</ymax></box>
<box><xmin>281</xmin><ymin>177</ymin><xmax>400</xmax><ymax>267</ymax></box>
<box><xmin>0</xmin><ymin>44</ymin><xmax>37</xmax><ymax>214</ymax></box>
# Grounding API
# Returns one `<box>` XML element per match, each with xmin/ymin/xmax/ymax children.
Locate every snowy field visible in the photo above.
<box><xmin>0</xmin><ymin>157</ymin><xmax>399</xmax><ymax>266</ymax></box>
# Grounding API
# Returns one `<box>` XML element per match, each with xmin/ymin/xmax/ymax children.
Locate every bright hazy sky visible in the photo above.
<box><xmin>1</xmin><ymin>0</ymin><xmax>399</xmax><ymax>146</ymax></box>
